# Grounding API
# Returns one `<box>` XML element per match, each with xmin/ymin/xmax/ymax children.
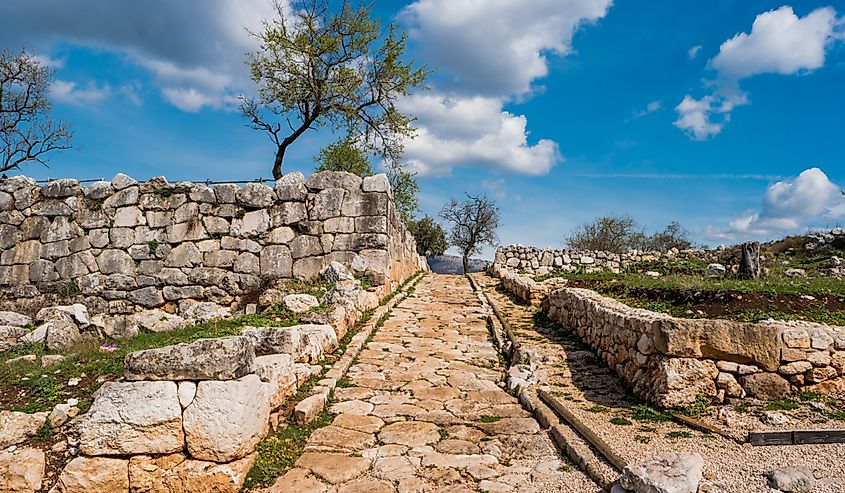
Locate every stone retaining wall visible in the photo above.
<box><xmin>48</xmin><ymin>273</ymin><xmax>385</xmax><ymax>493</ymax></box>
<box><xmin>0</xmin><ymin>171</ymin><xmax>425</xmax><ymax>316</ymax></box>
<box><xmin>544</xmin><ymin>287</ymin><xmax>845</xmax><ymax>407</ymax></box>
<box><xmin>494</xmin><ymin>244</ymin><xmax>719</xmax><ymax>277</ymax></box>
<box><xmin>489</xmin><ymin>263</ymin><xmax>566</xmax><ymax>305</ymax></box>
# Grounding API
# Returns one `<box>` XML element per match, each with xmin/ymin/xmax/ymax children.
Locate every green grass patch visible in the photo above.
<box><xmin>666</xmin><ymin>430</ymin><xmax>693</xmax><ymax>440</ymax></box>
<box><xmin>765</xmin><ymin>399</ymin><xmax>800</xmax><ymax>411</ymax></box>
<box><xmin>609</xmin><ymin>417</ymin><xmax>632</xmax><ymax>426</ymax></box>
<box><xmin>479</xmin><ymin>415</ymin><xmax>502</xmax><ymax>423</ymax></box>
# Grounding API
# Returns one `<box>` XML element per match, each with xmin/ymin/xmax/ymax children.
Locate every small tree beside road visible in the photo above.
<box><xmin>440</xmin><ymin>195</ymin><xmax>500</xmax><ymax>274</ymax></box>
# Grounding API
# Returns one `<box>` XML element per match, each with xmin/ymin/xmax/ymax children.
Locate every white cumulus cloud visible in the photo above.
<box><xmin>401</xmin><ymin>0</ymin><xmax>612</xmax><ymax>98</ymax></box>
<box><xmin>709</xmin><ymin>168</ymin><xmax>845</xmax><ymax>240</ymax></box>
<box><xmin>676</xmin><ymin>6</ymin><xmax>842</xmax><ymax>140</ymax></box>
<box><xmin>51</xmin><ymin>80</ymin><xmax>112</xmax><ymax>105</ymax></box>
<box><xmin>400</xmin><ymin>94</ymin><xmax>561</xmax><ymax>177</ymax></box>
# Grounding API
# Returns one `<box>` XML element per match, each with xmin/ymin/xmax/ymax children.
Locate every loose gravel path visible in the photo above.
<box><xmin>266</xmin><ymin>275</ymin><xmax>600</xmax><ymax>493</ymax></box>
<box><xmin>475</xmin><ymin>273</ymin><xmax>845</xmax><ymax>493</ymax></box>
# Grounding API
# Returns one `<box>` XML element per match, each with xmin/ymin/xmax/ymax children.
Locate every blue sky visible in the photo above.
<box><xmin>2</xmin><ymin>1</ymin><xmax>845</xmax><ymax>258</ymax></box>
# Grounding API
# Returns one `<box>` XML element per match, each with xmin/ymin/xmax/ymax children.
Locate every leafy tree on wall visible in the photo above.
<box><xmin>242</xmin><ymin>0</ymin><xmax>429</xmax><ymax>180</ymax></box>
<box><xmin>1</xmin><ymin>48</ymin><xmax>72</xmax><ymax>174</ymax></box>
<box><xmin>407</xmin><ymin>215</ymin><xmax>448</xmax><ymax>257</ymax></box>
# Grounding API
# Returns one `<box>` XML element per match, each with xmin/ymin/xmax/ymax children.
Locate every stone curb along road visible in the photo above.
<box><xmin>469</xmin><ymin>273</ymin><xmax>621</xmax><ymax>492</ymax></box>
<box><xmin>293</xmin><ymin>272</ymin><xmax>427</xmax><ymax>425</ymax></box>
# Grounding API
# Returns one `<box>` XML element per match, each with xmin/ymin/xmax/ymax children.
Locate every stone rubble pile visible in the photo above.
<box><xmin>0</xmin><ymin>171</ymin><xmax>425</xmax><ymax>315</ymax></box>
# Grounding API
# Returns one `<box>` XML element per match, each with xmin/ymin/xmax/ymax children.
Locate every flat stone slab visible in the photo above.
<box><xmin>124</xmin><ymin>336</ymin><xmax>255</xmax><ymax>381</ymax></box>
<box><xmin>620</xmin><ymin>452</ymin><xmax>704</xmax><ymax>493</ymax></box>
<box><xmin>0</xmin><ymin>411</ymin><xmax>48</xmax><ymax>449</ymax></box>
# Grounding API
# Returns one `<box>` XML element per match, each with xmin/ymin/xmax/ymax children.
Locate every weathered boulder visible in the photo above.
<box><xmin>704</xmin><ymin>263</ymin><xmax>726</xmax><ymax>278</ymax></box>
<box><xmin>183</xmin><ymin>375</ymin><xmax>272</xmax><ymax>462</ymax></box>
<box><xmin>0</xmin><ymin>411</ymin><xmax>48</xmax><ymax>448</ymax></box>
<box><xmin>242</xmin><ymin>326</ymin><xmax>302</xmax><ymax>356</ymax></box>
<box><xmin>254</xmin><ymin>354</ymin><xmax>298</xmax><ymax>408</ymax></box>
<box><xmin>45</xmin><ymin>320</ymin><xmax>81</xmax><ymax>351</ymax></box>
<box><xmin>36</xmin><ymin>304</ymin><xmax>89</xmax><ymax>327</ymax></box>
<box><xmin>50</xmin><ymin>456</ymin><xmax>129</xmax><ymax>493</ymax></box>
<box><xmin>181</xmin><ymin>302</ymin><xmax>231</xmax><ymax>322</ymax></box>
<box><xmin>321</xmin><ymin>261</ymin><xmax>354</xmax><ymax>282</ymax></box>
<box><xmin>0</xmin><ymin>325</ymin><xmax>27</xmax><ymax>351</ymax></box>
<box><xmin>0</xmin><ymin>447</ymin><xmax>45</xmax><ymax>492</ymax></box>
<box><xmin>765</xmin><ymin>467</ymin><xmax>815</xmax><ymax>492</ymax></box>
<box><xmin>619</xmin><ymin>452</ymin><xmax>703</xmax><ymax>493</ymax></box>
<box><xmin>79</xmin><ymin>381</ymin><xmax>184</xmax><ymax>455</ymax></box>
<box><xmin>0</xmin><ymin>311</ymin><xmax>31</xmax><ymax>327</ymax></box>
<box><xmin>130</xmin><ymin>309</ymin><xmax>186</xmax><ymax>333</ymax></box>
<box><xmin>650</xmin><ymin>358</ymin><xmax>718</xmax><ymax>408</ymax></box>
<box><xmin>739</xmin><ymin>372</ymin><xmax>791</xmax><ymax>400</ymax></box>
<box><xmin>124</xmin><ymin>336</ymin><xmax>256</xmax><ymax>381</ymax></box>
<box><xmin>284</xmin><ymin>294</ymin><xmax>320</xmax><ymax>314</ymax></box>
<box><xmin>128</xmin><ymin>453</ymin><xmax>256</xmax><ymax>493</ymax></box>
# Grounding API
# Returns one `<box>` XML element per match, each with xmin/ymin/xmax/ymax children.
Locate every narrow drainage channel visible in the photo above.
<box><xmin>470</xmin><ymin>273</ymin><xmax>621</xmax><ymax>492</ymax></box>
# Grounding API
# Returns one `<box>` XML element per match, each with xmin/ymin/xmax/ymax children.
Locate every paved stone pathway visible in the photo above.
<box><xmin>267</xmin><ymin>275</ymin><xmax>600</xmax><ymax>493</ymax></box>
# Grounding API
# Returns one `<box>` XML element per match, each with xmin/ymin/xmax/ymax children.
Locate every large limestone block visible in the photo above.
<box><xmin>183</xmin><ymin>375</ymin><xmax>272</xmax><ymax>462</ymax></box>
<box><xmin>128</xmin><ymin>453</ymin><xmax>256</xmax><ymax>493</ymax></box>
<box><xmin>306</xmin><ymin>171</ymin><xmax>362</xmax><ymax>192</ymax></box>
<box><xmin>299</xmin><ymin>324</ymin><xmax>338</xmax><ymax>362</ymax></box>
<box><xmin>41</xmin><ymin>178</ymin><xmax>80</xmax><ymax>198</ymax></box>
<box><xmin>653</xmin><ymin>318</ymin><xmax>783</xmax><ymax>372</ymax></box>
<box><xmin>0</xmin><ymin>325</ymin><xmax>27</xmax><ymax>351</ymax></box>
<box><xmin>307</xmin><ymin>188</ymin><xmax>345</xmax><ymax>220</ymax></box>
<box><xmin>50</xmin><ymin>456</ymin><xmax>129</xmax><ymax>493</ymax></box>
<box><xmin>45</xmin><ymin>320</ymin><xmax>81</xmax><ymax>351</ymax></box>
<box><xmin>238</xmin><ymin>182</ymin><xmax>275</xmax><ymax>208</ymax></box>
<box><xmin>650</xmin><ymin>358</ymin><xmax>718</xmax><ymax>408</ymax></box>
<box><xmin>79</xmin><ymin>381</ymin><xmax>184</xmax><ymax>455</ymax></box>
<box><xmin>0</xmin><ymin>447</ymin><xmax>45</xmax><ymax>492</ymax></box>
<box><xmin>242</xmin><ymin>326</ymin><xmax>302</xmax><ymax>356</ymax></box>
<box><xmin>275</xmin><ymin>172</ymin><xmax>307</xmax><ymax>201</ymax></box>
<box><xmin>254</xmin><ymin>354</ymin><xmax>298</xmax><ymax>408</ymax></box>
<box><xmin>739</xmin><ymin>372</ymin><xmax>791</xmax><ymax>400</ymax></box>
<box><xmin>362</xmin><ymin>174</ymin><xmax>390</xmax><ymax>193</ymax></box>
<box><xmin>260</xmin><ymin>245</ymin><xmax>293</xmax><ymax>278</ymax></box>
<box><xmin>97</xmin><ymin>250</ymin><xmax>135</xmax><ymax>275</ymax></box>
<box><xmin>124</xmin><ymin>336</ymin><xmax>256</xmax><ymax>381</ymax></box>
<box><xmin>0</xmin><ymin>411</ymin><xmax>48</xmax><ymax>448</ymax></box>
<box><xmin>620</xmin><ymin>452</ymin><xmax>703</xmax><ymax>493</ymax></box>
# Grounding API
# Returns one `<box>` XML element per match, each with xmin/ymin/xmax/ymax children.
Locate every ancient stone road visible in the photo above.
<box><xmin>267</xmin><ymin>275</ymin><xmax>600</xmax><ymax>493</ymax></box>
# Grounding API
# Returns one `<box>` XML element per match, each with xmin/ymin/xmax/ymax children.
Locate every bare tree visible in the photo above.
<box><xmin>1</xmin><ymin>48</ymin><xmax>72</xmax><ymax>173</ymax></box>
<box><xmin>242</xmin><ymin>0</ymin><xmax>428</xmax><ymax>179</ymax></box>
<box><xmin>440</xmin><ymin>195</ymin><xmax>500</xmax><ymax>274</ymax></box>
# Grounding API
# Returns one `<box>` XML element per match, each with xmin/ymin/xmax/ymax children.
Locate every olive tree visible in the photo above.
<box><xmin>243</xmin><ymin>0</ymin><xmax>428</xmax><ymax>179</ymax></box>
<box><xmin>408</xmin><ymin>215</ymin><xmax>447</xmax><ymax>257</ymax></box>
<box><xmin>440</xmin><ymin>195</ymin><xmax>500</xmax><ymax>274</ymax></box>
<box><xmin>1</xmin><ymin>48</ymin><xmax>72</xmax><ymax>173</ymax></box>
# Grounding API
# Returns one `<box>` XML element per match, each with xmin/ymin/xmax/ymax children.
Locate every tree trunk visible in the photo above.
<box><xmin>738</xmin><ymin>241</ymin><xmax>761</xmax><ymax>279</ymax></box>
<box><xmin>462</xmin><ymin>254</ymin><xmax>469</xmax><ymax>275</ymax></box>
<box><xmin>272</xmin><ymin>145</ymin><xmax>286</xmax><ymax>180</ymax></box>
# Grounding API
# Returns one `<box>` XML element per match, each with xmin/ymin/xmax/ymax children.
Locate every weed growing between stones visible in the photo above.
<box><xmin>765</xmin><ymin>398</ymin><xmax>800</xmax><ymax>411</ymax></box>
<box><xmin>478</xmin><ymin>415</ymin><xmax>501</xmax><ymax>423</ymax></box>
<box><xmin>609</xmin><ymin>417</ymin><xmax>632</xmax><ymax>426</ymax></box>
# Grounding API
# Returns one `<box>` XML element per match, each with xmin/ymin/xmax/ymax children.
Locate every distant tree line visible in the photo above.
<box><xmin>564</xmin><ymin>215</ymin><xmax>693</xmax><ymax>253</ymax></box>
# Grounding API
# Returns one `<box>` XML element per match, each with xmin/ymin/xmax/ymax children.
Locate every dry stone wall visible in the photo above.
<box><xmin>494</xmin><ymin>244</ymin><xmax>719</xmax><ymax>276</ymax></box>
<box><xmin>0</xmin><ymin>171</ymin><xmax>425</xmax><ymax>316</ymax></box>
<box><xmin>544</xmin><ymin>287</ymin><xmax>845</xmax><ymax>407</ymax></box>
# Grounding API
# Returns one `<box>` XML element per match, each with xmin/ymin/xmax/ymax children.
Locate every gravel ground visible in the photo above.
<box><xmin>476</xmin><ymin>273</ymin><xmax>845</xmax><ymax>493</ymax></box>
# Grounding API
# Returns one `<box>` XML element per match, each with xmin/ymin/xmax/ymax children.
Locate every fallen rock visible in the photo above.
<box><xmin>128</xmin><ymin>452</ymin><xmax>256</xmax><ymax>493</ymax></box>
<box><xmin>124</xmin><ymin>336</ymin><xmax>255</xmax><ymax>381</ymax></box>
<box><xmin>183</xmin><ymin>374</ymin><xmax>272</xmax><ymax>462</ymax></box>
<box><xmin>79</xmin><ymin>381</ymin><xmax>184</xmax><ymax>455</ymax></box>
<box><xmin>294</xmin><ymin>391</ymin><xmax>330</xmax><ymax>425</ymax></box>
<box><xmin>37</xmin><ymin>304</ymin><xmax>89</xmax><ymax>327</ymax></box>
<box><xmin>704</xmin><ymin>263</ymin><xmax>726</xmax><ymax>278</ymax></box>
<box><xmin>619</xmin><ymin>452</ymin><xmax>704</xmax><ymax>493</ymax></box>
<box><xmin>0</xmin><ymin>447</ymin><xmax>45</xmax><ymax>492</ymax></box>
<box><xmin>50</xmin><ymin>456</ymin><xmax>129</xmax><ymax>493</ymax></box>
<box><xmin>0</xmin><ymin>325</ymin><xmax>27</xmax><ymax>351</ymax></box>
<box><xmin>130</xmin><ymin>310</ymin><xmax>186</xmax><ymax>333</ymax></box>
<box><xmin>652</xmin><ymin>358</ymin><xmax>718</xmax><ymax>408</ymax></box>
<box><xmin>0</xmin><ymin>411</ymin><xmax>48</xmax><ymax>448</ymax></box>
<box><xmin>45</xmin><ymin>320</ymin><xmax>81</xmax><ymax>351</ymax></box>
<box><xmin>48</xmin><ymin>403</ymin><xmax>76</xmax><ymax>428</ymax></box>
<box><xmin>739</xmin><ymin>372</ymin><xmax>791</xmax><ymax>400</ymax></box>
<box><xmin>784</xmin><ymin>268</ymin><xmax>807</xmax><ymax>278</ymax></box>
<box><xmin>284</xmin><ymin>294</ymin><xmax>320</xmax><ymax>314</ymax></box>
<box><xmin>254</xmin><ymin>354</ymin><xmax>298</xmax><ymax>408</ymax></box>
<box><xmin>765</xmin><ymin>467</ymin><xmax>815</xmax><ymax>492</ymax></box>
<box><xmin>90</xmin><ymin>314</ymin><xmax>139</xmax><ymax>340</ymax></box>
<box><xmin>182</xmin><ymin>302</ymin><xmax>231</xmax><ymax>322</ymax></box>
<box><xmin>321</xmin><ymin>261</ymin><xmax>354</xmax><ymax>282</ymax></box>
<box><xmin>0</xmin><ymin>311</ymin><xmax>32</xmax><ymax>327</ymax></box>
<box><xmin>21</xmin><ymin>323</ymin><xmax>49</xmax><ymax>344</ymax></box>
<box><xmin>42</xmin><ymin>354</ymin><xmax>66</xmax><ymax>367</ymax></box>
